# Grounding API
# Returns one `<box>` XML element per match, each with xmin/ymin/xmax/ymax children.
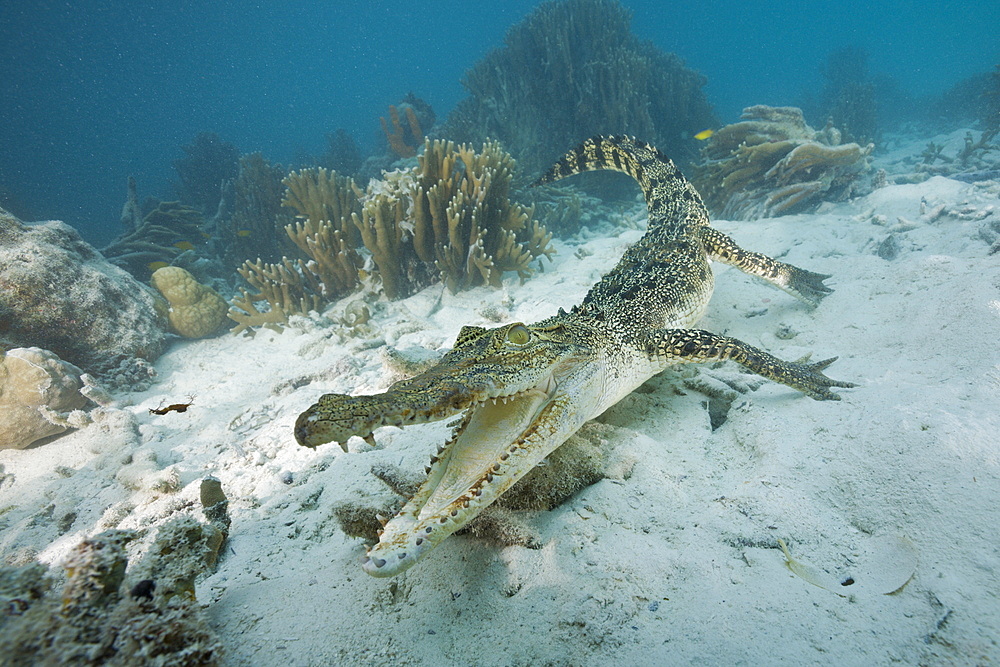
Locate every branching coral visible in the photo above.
<box><xmin>228</xmin><ymin>141</ymin><xmax>554</xmax><ymax>332</ymax></box>
<box><xmin>385</xmin><ymin>138</ymin><xmax>555</xmax><ymax>296</ymax></box>
<box><xmin>691</xmin><ymin>106</ymin><xmax>873</xmax><ymax>219</ymax></box>
<box><xmin>228</xmin><ymin>168</ymin><xmax>365</xmax><ymax>334</ymax></box>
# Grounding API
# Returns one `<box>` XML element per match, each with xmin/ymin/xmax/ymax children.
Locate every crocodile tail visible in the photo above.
<box><xmin>533</xmin><ymin>135</ymin><xmax>707</xmax><ymax>224</ymax></box>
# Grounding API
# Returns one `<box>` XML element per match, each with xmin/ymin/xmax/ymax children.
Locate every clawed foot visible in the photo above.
<box><xmin>788</xmin><ymin>356</ymin><xmax>857</xmax><ymax>400</ymax></box>
<box><xmin>785</xmin><ymin>266</ymin><xmax>834</xmax><ymax>307</ymax></box>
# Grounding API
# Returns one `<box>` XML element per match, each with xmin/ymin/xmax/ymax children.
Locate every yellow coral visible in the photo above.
<box><xmin>151</xmin><ymin>267</ymin><xmax>228</xmax><ymax>338</ymax></box>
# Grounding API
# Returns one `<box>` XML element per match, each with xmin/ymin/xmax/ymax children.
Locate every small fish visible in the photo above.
<box><xmin>173</xmin><ymin>240</ymin><xmax>195</xmax><ymax>251</ymax></box>
<box><xmin>200</xmin><ymin>231</ymin><xmax>212</xmax><ymax>239</ymax></box>
<box><xmin>693</xmin><ymin>129</ymin><xmax>714</xmax><ymax>141</ymax></box>
<box><xmin>148</xmin><ymin>261</ymin><xmax>169</xmax><ymax>271</ymax></box>
<box><xmin>236</xmin><ymin>229</ymin><xmax>253</xmax><ymax>237</ymax></box>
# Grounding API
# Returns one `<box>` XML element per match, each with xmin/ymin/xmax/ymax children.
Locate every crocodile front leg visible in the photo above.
<box><xmin>644</xmin><ymin>328</ymin><xmax>855</xmax><ymax>400</ymax></box>
<box><xmin>697</xmin><ymin>226</ymin><xmax>834</xmax><ymax>306</ymax></box>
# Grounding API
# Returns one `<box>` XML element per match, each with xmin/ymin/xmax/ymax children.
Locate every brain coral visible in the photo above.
<box><xmin>151</xmin><ymin>266</ymin><xmax>228</xmax><ymax>338</ymax></box>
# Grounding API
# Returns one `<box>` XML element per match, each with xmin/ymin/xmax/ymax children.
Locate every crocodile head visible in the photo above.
<box><xmin>295</xmin><ymin>318</ymin><xmax>603</xmax><ymax>576</ymax></box>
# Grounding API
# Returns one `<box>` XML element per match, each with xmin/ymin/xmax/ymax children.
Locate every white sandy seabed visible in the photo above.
<box><xmin>2</xmin><ymin>164</ymin><xmax>999</xmax><ymax>665</ymax></box>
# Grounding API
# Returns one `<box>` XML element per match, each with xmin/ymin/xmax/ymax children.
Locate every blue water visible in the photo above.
<box><xmin>1</xmin><ymin>0</ymin><xmax>996</xmax><ymax>246</ymax></box>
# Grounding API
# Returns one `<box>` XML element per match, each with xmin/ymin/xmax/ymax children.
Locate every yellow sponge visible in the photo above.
<box><xmin>151</xmin><ymin>267</ymin><xmax>228</xmax><ymax>338</ymax></box>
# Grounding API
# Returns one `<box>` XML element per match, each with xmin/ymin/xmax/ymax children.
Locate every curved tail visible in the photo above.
<box><xmin>533</xmin><ymin>135</ymin><xmax>708</xmax><ymax>227</ymax></box>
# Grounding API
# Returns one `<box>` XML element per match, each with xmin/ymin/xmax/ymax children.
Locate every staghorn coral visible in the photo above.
<box><xmin>151</xmin><ymin>266</ymin><xmax>229</xmax><ymax>339</ymax></box>
<box><xmin>229</xmin><ymin>140</ymin><xmax>554</xmax><ymax>332</ymax></box>
<box><xmin>691</xmin><ymin>106</ymin><xmax>873</xmax><ymax>219</ymax></box>
<box><xmin>440</xmin><ymin>0</ymin><xmax>716</xmax><ymax>177</ymax></box>
<box><xmin>228</xmin><ymin>168</ymin><xmax>365</xmax><ymax>334</ymax></box>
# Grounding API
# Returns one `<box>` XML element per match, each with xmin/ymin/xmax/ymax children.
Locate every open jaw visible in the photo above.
<box><xmin>361</xmin><ymin>373</ymin><xmax>562</xmax><ymax>577</ymax></box>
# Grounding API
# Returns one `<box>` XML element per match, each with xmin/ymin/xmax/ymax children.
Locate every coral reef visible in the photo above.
<box><xmin>0</xmin><ymin>500</ymin><xmax>229</xmax><ymax>666</ymax></box>
<box><xmin>403</xmin><ymin>138</ymin><xmax>555</xmax><ymax>294</ymax></box>
<box><xmin>322</xmin><ymin>128</ymin><xmax>363</xmax><ymax>176</ymax></box>
<box><xmin>0</xmin><ymin>347</ymin><xmax>90</xmax><ymax>449</ymax></box>
<box><xmin>811</xmin><ymin>47</ymin><xmax>878</xmax><ymax>144</ymax></box>
<box><xmin>691</xmin><ymin>106</ymin><xmax>873</xmax><ymax>219</ymax></box>
<box><xmin>440</xmin><ymin>0</ymin><xmax>716</xmax><ymax>177</ymax></box>
<box><xmin>228</xmin><ymin>167</ymin><xmax>364</xmax><ymax>334</ymax></box>
<box><xmin>0</xmin><ymin>208</ymin><xmax>168</xmax><ymax>374</ymax></box>
<box><xmin>101</xmin><ymin>197</ymin><xmax>208</xmax><ymax>279</ymax></box>
<box><xmin>380</xmin><ymin>93</ymin><xmax>436</xmax><ymax>160</ymax></box>
<box><xmin>229</xmin><ymin>140</ymin><xmax>553</xmax><ymax>332</ymax></box>
<box><xmin>151</xmin><ymin>266</ymin><xmax>229</xmax><ymax>338</ymax></box>
<box><xmin>219</xmin><ymin>153</ymin><xmax>296</xmax><ymax>271</ymax></box>
<box><xmin>172</xmin><ymin>132</ymin><xmax>240</xmax><ymax>215</ymax></box>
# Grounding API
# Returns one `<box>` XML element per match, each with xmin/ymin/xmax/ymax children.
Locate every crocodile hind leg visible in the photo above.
<box><xmin>644</xmin><ymin>328</ymin><xmax>855</xmax><ymax>400</ymax></box>
<box><xmin>697</xmin><ymin>226</ymin><xmax>833</xmax><ymax>306</ymax></box>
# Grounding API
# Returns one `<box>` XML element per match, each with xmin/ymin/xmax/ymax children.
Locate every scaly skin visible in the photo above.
<box><xmin>295</xmin><ymin>136</ymin><xmax>854</xmax><ymax>577</ymax></box>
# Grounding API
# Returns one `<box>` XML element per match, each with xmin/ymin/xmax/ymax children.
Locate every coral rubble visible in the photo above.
<box><xmin>0</xmin><ymin>208</ymin><xmax>168</xmax><ymax>374</ymax></box>
<box><xmin>691</xmin><ymin>106</ymin><xmax>873</xmax><ymax>219</ymax></box>
<box><xmin>0</xmin><ymin>514</ymin><xmax>227</xmax><ymax>666</ymax></box>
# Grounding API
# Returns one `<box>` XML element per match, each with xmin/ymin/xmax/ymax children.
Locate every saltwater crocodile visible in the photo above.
<box><xmin>295</xmin><ymin>135</ymin><xmax>854</xmax><ymax>577</ymax></box>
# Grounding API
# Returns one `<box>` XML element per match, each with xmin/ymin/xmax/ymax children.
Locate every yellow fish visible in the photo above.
<box><xmin>173</xmin><ymin>240</ymin><xmax>195</xmax><ymax>251</ymax></box>
<box><xmin>236</xmin><ymin>229</ymin><xmax>253</xmax><ymax>237</ymax></box>
<box><xmin>148</xmin><ymin>261</ymin><xmax>169</xmax><ymax>271</ymax></box>
<box><xmin>693</xmin><ymin>129</ymin><xmax>714</xmax><ymax>141</ymax></box>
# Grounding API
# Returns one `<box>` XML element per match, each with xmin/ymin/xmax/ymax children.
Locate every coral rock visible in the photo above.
<box><xmin>692</xmin><ymin>106</ymin><xmax>873</xmax><ymax>219</ymax></box>
<box><xmin>0</xmin><ymin>208</ymin><xmax>168</xmax><ymax>373</ymax></box>
<box><xmin>151</xmin><ymin>266</ymin><xmax>228</xmax><ymax>338</ymax></box>
<box><xmin>0</xmin><ymin>347</ymin><xmax>89</xmax><ymax>449</ymax></box>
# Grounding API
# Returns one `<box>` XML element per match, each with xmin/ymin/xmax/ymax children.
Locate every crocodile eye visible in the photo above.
<box><xmin>506</xmin><ymin>324</ymin><xmax>530</xmax><ymax>346</ymax></box>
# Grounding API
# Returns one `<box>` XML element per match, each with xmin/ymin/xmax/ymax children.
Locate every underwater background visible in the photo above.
<box><xmin>1</xmin><ymin>0</ymin><xmax>997</xmax><ymax>246</ymax></box>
